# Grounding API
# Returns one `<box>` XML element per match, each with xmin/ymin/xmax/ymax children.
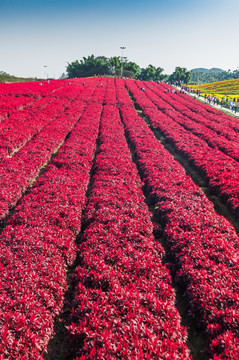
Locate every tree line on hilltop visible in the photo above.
<box><xmin>66</xmin><ymin>55</ymin><xmax>191</xmax><ymax>83</ymax></box>
<box><xmin>66</xmin><ymin>55</ymin><xmax>239</xmax><ymax>84</ymax></box>
<box><xmin>66</xmin><ymin>55</ymin><xmax>167</xmax><ymax>81</ymax></box>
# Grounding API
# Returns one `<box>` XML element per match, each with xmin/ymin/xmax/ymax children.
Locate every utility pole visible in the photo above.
<box><xmin>120</xmin><ymin>47</ymin><xmax>126</xmax><ymax>77</ymax></box>
<box><xmin>43</xmin><ymin>65</ymin><xmax>48</xmax><ymax>79</ymax></box>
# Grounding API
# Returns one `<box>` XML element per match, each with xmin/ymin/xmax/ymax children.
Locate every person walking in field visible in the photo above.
<box><xmin>235</xmin><ymin>101</ymin><xmax>238</xmax><ymax>113</ymax></box>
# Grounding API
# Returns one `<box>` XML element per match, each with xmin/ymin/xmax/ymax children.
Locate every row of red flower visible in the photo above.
<box><xmin>103</xmin><ymin>77</ymin><xmax>118</xmax><ymax>106</ymax></box>
<box><xmin>158</xmin><ymin>82</ymin><xmax>239</xmax><ymax>131</ymax></box>
<box><xmin>0</xmin><ymin>96</ymin><xmax>69</xmax><ymax>159</ymax></box>
<box><xmin>67</xmin><ymin>103</ymin><xmax>191</xmax><ymax>359</ymax></box>
<box><xmin>120</xmin><ymin>79</ymin><xmax>239</xmax><ymax>359</ymax></box>
<box><xmin>155</xmin><ymin>83</ymin><xmax>239</xmax><ymax>132</ymax></box>
<box><xmin>0</xmin><ymin>79</ymin><xmax>94</xmax><ymax>160</ymax></box>
<box><xmin>0</xmin><ymin>79</ymin><xmax>71</xmax><ymax>97</ymax></box>
<box><xmin>161</xmin><ymin>83</ymin><xmax>239</xmax><ymax>133</ymax></box>
<box><xmin>0</xmin><ymin>99</ymin><xmax>84</xmax><ymax>221</ymax></box>
<box><xmin>0</xmin><ymin>95</ymin><xmax>104</xmax><ymax>358</ymax></box>
<box><xmin>0</xmin><ymin>79</ymin><xmax>103</xmax><ymax>221</ymax></box>
<box><xmin>144</xmin><ymin>82</ymin><xmax>239</xmax><ymax>161</ymax></box>
<box><xmin>127</xmin><ymin>80</ymin><xmax>239</xmax><ymax>219</ymax></box>
<box><xmin>0</xmin><ymin>96</ymin><xmax>36</xmax><ymax>121</ymax></box>
<box><xmin>0</xmin><ymin>79</ymin><xmax>74</xmax><ymax>121</ymax></box>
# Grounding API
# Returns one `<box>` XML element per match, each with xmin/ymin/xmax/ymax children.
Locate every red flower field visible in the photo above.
<box><xmin>0</xmin><ymin>77</ymin><xmax>238</xmax><ymax>359</ymax></box>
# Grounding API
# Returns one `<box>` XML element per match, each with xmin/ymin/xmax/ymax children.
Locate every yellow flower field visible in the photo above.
<box><xmin>190</xmin><ymin>79</ymin><xmax>239</xmax><ymax>100</ymax></box>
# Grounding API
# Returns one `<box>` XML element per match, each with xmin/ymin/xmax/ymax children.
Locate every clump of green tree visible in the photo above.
<box><xmin>66</xmin><ymin>55</ymin><xmax>167</xmax><ymax>81</ymax></box>
<box><xmin>66</xmin><ymin>56</ymin><xmax>109</xmax><ymax>78</ymax></box>
<box><xmin>138</xmin><ymin>65</ymin><xmax>167</xmax><ymax>81</ymax></box>
<box><xmin>168</xmin><ymin>67</ymin><xmax>191</xmax><ymax>84</ymax></box>
<box><xmin>66</xmin><ymin>55</ymin><xmax>140</xmax><ymax>78</ymax></box>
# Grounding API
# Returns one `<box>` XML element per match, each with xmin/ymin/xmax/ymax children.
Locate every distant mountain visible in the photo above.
<box><xmin>209</xmin><ymin>68</ymin><xmax>225</xmax><ymax>73</ymax></box>
<box><xmin>189</xmin><ymin>67</ymin><xmax>237</xmax><ymax>85</ymax></box>
<box><xmin>191</xmin><ymin>68</ymin><xmax>225</xmax><ymax>73</ymax></box>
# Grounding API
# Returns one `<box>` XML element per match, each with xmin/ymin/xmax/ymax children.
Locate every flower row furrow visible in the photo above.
<box><xmin>0</xmin><ymin>79</ymin><xmax>92</xmax><ymax>160</ymax></box>
<box><xmin>0</xmin><ymin>79</ymin><xmax>76</xmax><ymax>122</ymax></box>
<box><xmin>0</xmin><ymin>102</ymin><xmax>84</xmax><ymax>221</ymax></box>
<box><xmin>0</xmin><ymin>79</ymin><xmax>102</xmax><ymax>222</ymax></box>
<box><xmin>144</xmin><ymin>82</ymin><xmax>239</xmax><ymax>161</ymax></box>
<box><xmin>68</xmin><ymin>103</ymin><xmax>191</xmax><ymax>360</ymax></box>
<box><xmin>0</xmin><ymin>96</ymin><xmax>35</xmax><ymax>120</ymax></box>
<box><xmin>153</xmin><ymin>81</ymin><xmax>239</xmax><ymax>134</ymax></box>
<box><xmin>144</xmin><ymin>81</ymin><xmax>238</xmax><ymax>140</ymax></box>
<box><xmin>0</xmin><ymin>97</ymin><xmax>69</xmax><ymax>159</ymax></box>
<box><xmin>127</xmin><ymin>80</ymin><xmax>239</xmax><ymax>219</ymax></box>
<box><xmin>158</xmin><ymin>81</ymin><xmax>239</xmax><ymax>133</ymax></box>
<box><xmin>103</xmin><ymin>77</ymin><xmax>118</xmax><ymax>105</ymax></box>
<box><xmin>0</xmin><ymin>95</ymin><xmax>104</xmax><ymax>359</ymax></box>
<box><xmin>120</xmin><ymin>79</ymin><xmax>239</xmax><ymax>359</ymax></box>
<box><xmin>0</xmin><ymin>82</ymin><xmax>46</xmax><ymax>120</ymax></box>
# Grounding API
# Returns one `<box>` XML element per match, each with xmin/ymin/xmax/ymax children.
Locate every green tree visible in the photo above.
<box><xmin>140</xmin><ymin>64</ymin><xmax>156</xmax><ymax>80</ymax></box>
<box><xmin>66</xmin><ymin>60</ymin><xmax>81</xmax><ymax>78</ymax></box>
<box><xmin>139</xmin><ymin>65</ymin><xmax>166</xmax><ymax>81</ymax></box>
<box><xmin>168</xmin><ymin>66</ymin><xmax>191</xmax><ymax>84</ymax></box>
<box><xmin>124</xmin><ymin>61</ymin><xmax>141</xmax><ymax>78</ymax></box>
<box><xmin>66</xmin><ymin>55</ymin><xmax>109</xmax><ymax>78</ymax></box>
<box><xmin>108</xmin><ymin>56</ymin><xmax>121</xmax><ymax>75</ymax></box>
<box><xmin>111</xmin><ymin>58</ymin><xmax>140</xmax><ymax>78</ymax></box>
<box><xmin>155</xmin><ymin>66</ymin><xmax>167</xmax><ymax>81</ymax></box>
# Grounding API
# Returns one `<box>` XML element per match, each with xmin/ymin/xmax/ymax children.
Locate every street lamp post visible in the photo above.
<box><xmin>43</xmin><ymin>65</ymin><xmax>48</xmax><ymax>79</ymax></box>
<box><xmin>120</xmin><ymin>47</ymin><xmax>126</xmax><ymax>78</ymax></box>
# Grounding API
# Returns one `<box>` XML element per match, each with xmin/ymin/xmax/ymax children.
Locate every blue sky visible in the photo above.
<box><xmin>1</xmin><ymin>0</ymin><xmax>239</xmax><ymax>78</ymax></box>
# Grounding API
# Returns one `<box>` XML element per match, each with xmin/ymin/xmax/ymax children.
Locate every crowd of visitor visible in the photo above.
<box><xmin>180</xmin><ymin>86</ymin><xmax>239</xmax><ymax>114</ymax></box>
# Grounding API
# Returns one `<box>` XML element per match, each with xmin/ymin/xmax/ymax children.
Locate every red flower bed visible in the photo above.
<box><xmin>0</xmin><ymin>78</ymin><xmax>97</xmax><ymax>160</ymax></box>
<box><xmin>126</xmin><ymin>80</ymin><xmax>239</xmax><ymax>219</ymax></box>
<box><xmin>0</xmin><ymin>87</ymin><xmax>104</xmax><ymax>358</ymax></box>
<box><xmin>0</xmin><ymin>79</ymin><xmax>77</xmax><ymax>122</ymax></box>
<box><xmin>0</xmin><ymin>97</ymin><xmax>69</xmax><ymax>159</ymax></box>
<box><xmin>0</xmin><ymin>96</ymin><xmax>35</xmax><ymax>120</ymax></box>
<box><xmin>68</xmin><ymin>104</ymin><xmax>191</xmax><ymax>359</ymax></box>
<box><xmin>150</xmin><ymin>82</ymin><xmax>239</xmax><ymax>135</ymax></box>
<box><xmin>0</xmin><ymin>80</ymin><xmax>103</xmax><ymax>221</ymax></box>
<box><xmin>1</xmin><ymin>77</ymin><xmax>238</xmax><ymax>359</ymax></box>
<box><xmin>119</xmin><ymin>79</ymin><xmax>239</xmax><ymax>359</ymax></box>
<box><xmin>162</xmin><ymin>83</ymin><xmax>239</xmax><ymax>133</ymax></box>
<box><xmin>143</xmin><ymin>82</ymin><xmax>239</xmax><ymax>161</ymax></box>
